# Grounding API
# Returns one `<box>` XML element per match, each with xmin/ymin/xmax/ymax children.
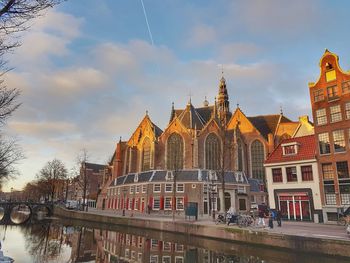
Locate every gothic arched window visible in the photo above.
<box><xmin>237</xmin><ymin>139</ymin><xmax>244</xmax><ymax>171</ymax></box>
<box><xmin>167</xmin><ymin>133</ymin><xmax>183</xmax><ymax>170</ymax></box>
<box><xmin>205</xmin><ymin>133</ymin><xmax>221</xmax><ymax>170</ymax></box>
<box><xmin>142</xmin><ymin>137</ymin><xmax>151</xmax><ymax>171</ymax></box>
<box><xmin>251</xmin><ymin>140</ymin><xmax>265</xmax><ymax>179</ymax></box>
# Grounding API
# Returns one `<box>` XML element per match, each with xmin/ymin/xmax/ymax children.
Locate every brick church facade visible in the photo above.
<box><xmin>97</xmin><ymin>76</ymin><xmax>301</xmax><ymax>214</ymax></box>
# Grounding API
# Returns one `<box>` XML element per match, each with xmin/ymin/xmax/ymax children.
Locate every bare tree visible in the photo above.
<box><xmin>75</xmin><ymin>149</ymin><xmax>89</xmax><ymax>211</ymax></box>
<box><xmin>0</xmin><ymin>135</ymin><xmax>23</xmax><ymax>179</ymax></box>
<box><xmin>36</xmin><ymin>159</ymin><xmax>67</xmax><ymax>202</ymax></box>
<box><xmin>0</xmin><ymin>0</ymin><xmax>64</xmax><ymax>181</ymax></box>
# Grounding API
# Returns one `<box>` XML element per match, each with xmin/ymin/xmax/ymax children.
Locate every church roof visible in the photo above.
<box><xmin>247</xmin><ymin>115</ymin><xmax>292</xmax><ymax>140</ymax></box>
<box><xmin>264</xmin><ymin>135</ymin><xmax>316</xmax><ymax>164</ymax></box>
<box><xmin>152</xmin><ymin>122</ymin><xmax>163</xmax><ymax>137</ymax></box>
<box><xmin>176</xmin><ymin>103</ymin><xmax>207</xmax><ymax>129</ymax></box>
<box><xmin>85</xmin><ymin>162</ymin><xmax>105</xmax><ymax>173</ymax></box>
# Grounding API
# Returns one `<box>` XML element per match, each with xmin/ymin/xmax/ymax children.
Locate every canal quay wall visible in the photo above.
<box><xmin>54</xmin><ymin>206</ymin><xmax>350</xmax><ymax>258</ymax></box>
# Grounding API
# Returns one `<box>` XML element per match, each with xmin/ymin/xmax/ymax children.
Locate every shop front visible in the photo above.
<box><xmin>277</xmin><ymin>192</ymin><xmax>312</xmax><ymax>221</ymax></box>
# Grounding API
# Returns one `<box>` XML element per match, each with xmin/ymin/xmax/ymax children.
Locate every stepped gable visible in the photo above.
<box><xmin>247</xmin><ymin>115</ymin><xmax>283</xmax><ymax>140</ymax></box>
<box><xmin>264</xmin><ymin>134</ymin><xmax>316</xmax><ymax>164</ymax></box>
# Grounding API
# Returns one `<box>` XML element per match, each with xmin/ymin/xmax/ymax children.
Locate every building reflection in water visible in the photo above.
<box><xmin>94</xmin><ymin>229</ymin><xmax>261</xmax><ymax>263</ymax></box>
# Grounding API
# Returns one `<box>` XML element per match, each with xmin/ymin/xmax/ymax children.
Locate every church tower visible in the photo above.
<box><xmin>217</xmin><ymin>76</ymin><xmax>230</xmax><ymax>125</ymax></box>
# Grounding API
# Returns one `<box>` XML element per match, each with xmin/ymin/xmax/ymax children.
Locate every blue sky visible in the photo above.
<box><xmin>3</xmin><ymin>0</ymin><xmax>350</xmax><ymax>191</ymax></box>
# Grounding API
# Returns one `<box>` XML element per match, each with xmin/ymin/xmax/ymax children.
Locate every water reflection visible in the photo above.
<box><xmin>0</xmin><ymin>219</ymin><xmax>349</xmax><ymax>263</ymax></box>
<box><xmin>10</xmin><ymin>205</ymin><xmax>30</xmax><ymax>224</ymax></box>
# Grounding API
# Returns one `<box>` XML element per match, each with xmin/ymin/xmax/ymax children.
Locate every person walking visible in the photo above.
<box><xmin>276</xmin><ymin>209</ymin><xmax>282</xmax><ymax>227</ymax></box>
<box><xmin>257</xmin><ymin>208</ymin><xmax>266</xmax><ymax>227</ymax></box>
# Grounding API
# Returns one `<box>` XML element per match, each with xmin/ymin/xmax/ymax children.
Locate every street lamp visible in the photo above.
<box><xmin>209</xmin><ymin>171</ymin><xmax>217</xmax><ymax>221</ymax></box>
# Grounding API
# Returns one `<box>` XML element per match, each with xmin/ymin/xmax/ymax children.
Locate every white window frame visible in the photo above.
<box><xmin>134</xmin><ymin>198</ymin><xmax>139</xmax><ymax>210</ymax></box>
<box><xmin>136</xmin><ymin>185</ymin><xmax>140</xmax><ymax>193</ymax></box>
<box><xmin>130</xmin><ymin>185</ymin><xmax>134</xmax><ymax>194</ymax></box>
<box><xmin>330</xmin><ymin>104</ymin><xmax>342</xmax><ymax>123</ymax></box>
<box><xmin>117</xmin><ymin>187</ymin><xmax>120</xmax><ymax>195</ymax></box>
<box><xmin>176</xmin><ymin>197</ymin><xmax>184</xmax><ymax>210</ymax></box>
<box><xmin>151</xmin><ymin>239</ymin><xmax>159</xmax><ymax>250</ymax></box>
<box><xmin>153</xmin><ymin>197</ymin><xmax>160</xmax><ymax>210</ymax></box>
<box><xmin>316</xmin><ymin>108</ymin><xmax>327</xmax><ymax>125</ymax></box>
<box><xmin>164</xmin><ymin>197</ymin><xmax>172</xmax><ymax>210</ymax></box>
<box><xmin>163</xmin><ymin>241</ymin><xmax>171</xmax><ymax>252</ymax></box>
<box><xmin>150</xmin><ymin>255</ymin><xmax>159</xmax><ymax>263</ymax></box>
<box><xmin>176</xmin><ymin>183</ymin><xmax>184</xmax><ymax>193</ymax></box>
<box><xmin>153</xmin><ymin>184</ymin><xmax>161</xmax><ymax>193</ymax></box>
<box><xmin>142</xmin><ymin>184</ymin><xmax>147</xmax><ymax>193</ymax></box>
<box><xmin>129</xmin><ymin>198</ymin><xmax>133</xmax><ymax>210</ymax></box>
<box><xmin>165</xmin><ymin>183</ymin><xmax>173</xmax><ymax>193</ymax></box>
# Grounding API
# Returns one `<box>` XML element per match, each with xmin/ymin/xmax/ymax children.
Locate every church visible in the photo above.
<box><xmin>97</xmin><ymin>76</ymin><xmax>311</xmax><ymax>216</ymax></box>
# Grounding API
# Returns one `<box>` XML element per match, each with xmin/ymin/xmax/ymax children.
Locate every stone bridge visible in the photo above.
<box><xmin>0</xmin><ymin>201</ymin><xmax>53</xmax><ymax>225</ymax></box>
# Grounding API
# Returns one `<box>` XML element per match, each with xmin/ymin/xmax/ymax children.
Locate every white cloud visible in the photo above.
<box><xmin>186</xmin><ymin>24</ymin><xmax>217</xmax><ymax>47</ymax></box>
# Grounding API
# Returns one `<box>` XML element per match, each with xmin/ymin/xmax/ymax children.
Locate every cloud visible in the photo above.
<box><xmin>186</xmin><ymin>24</ymin><xmax>217</xmax><ymax>47</ymax></box>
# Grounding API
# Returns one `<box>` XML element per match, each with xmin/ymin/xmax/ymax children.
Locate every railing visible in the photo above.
<box><xmin>341</xmin><ymin>193</ymin><xmax>350</xmax><ymax>205</ymax></box>
<box><xmin>325</xmin><ymin>194</ymin><xmax>337</xmax><ymax>205</ymax></box>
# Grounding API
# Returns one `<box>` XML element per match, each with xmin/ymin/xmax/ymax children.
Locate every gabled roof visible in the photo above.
<box><xmin>264</xmin><ymin>135</ymin><xmax>316</xmax><ymax>164</ymax></box>
<box><xmin>247</xmin><ymin>115</ymin><xmax>291</xmax><ymax>140</ymax></box>
<box><xmin>177</xmin><ymin>103</ymin><xmax>206</xmax><ymax>129</ymax></box>
<box><xmin>85</xmin><ymin>162</ymin><xmax>105</xmax><ymax>173</ymax></box>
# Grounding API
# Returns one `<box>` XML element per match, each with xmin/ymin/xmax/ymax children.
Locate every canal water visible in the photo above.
<box><xmin>0</xmin><ymin>217</ymin><xmax>348</xmax><ymax>263</ymax></box>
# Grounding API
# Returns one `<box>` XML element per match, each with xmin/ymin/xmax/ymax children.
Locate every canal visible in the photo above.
<box><xmin>0</xmin><ymin>217</ymin><xmax>349</xmax><ymax>263</ymax></box>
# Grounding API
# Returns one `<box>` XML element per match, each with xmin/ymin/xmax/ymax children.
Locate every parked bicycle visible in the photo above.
<box><xmin>337</xmin><ymin>207</ymin><xmax>350</xmax><ymax>226</ymax></box>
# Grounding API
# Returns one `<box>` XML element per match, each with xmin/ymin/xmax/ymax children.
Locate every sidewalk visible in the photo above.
<box><xmin>85</xmin><ymin>208</ymin><xmax>350</xmax><ymax>241</ymax></box>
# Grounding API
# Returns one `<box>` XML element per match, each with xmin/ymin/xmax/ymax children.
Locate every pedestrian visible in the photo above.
<box><xmin>147</xmin><ymin>204</ymin><xmax>152</xmax><ymax>215</ymax></box>
<box><xmin>257</xmin><ymin>208</ymin><xmax>266</xmax><ymax>227</ymax></box>
<box><xmin>268</xmin><ymin>210</ymin><xmax>274</xmax><ymax>229</ymax></box>
<box><xmin>276</xmin><ymin>209</ymin><xmax>282</xmax><ymax>227</ymax></box>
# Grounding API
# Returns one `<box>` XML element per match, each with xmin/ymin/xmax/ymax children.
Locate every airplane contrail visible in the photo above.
<box><xmin>140</xmin><ymin>0</ymin><xmax>154</xmax><ymax>46</ymax></box>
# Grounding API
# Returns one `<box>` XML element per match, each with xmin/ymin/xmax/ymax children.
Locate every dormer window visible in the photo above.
<box><xmin>282</xmin><ymin>142</ymin><xmax>299</xmax><ymax>156</ymax></box>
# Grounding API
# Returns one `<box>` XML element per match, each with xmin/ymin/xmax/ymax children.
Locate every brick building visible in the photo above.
<box><xmin>98</xmin><ymin>77</ymin><xmax>303</xmax><ymax>214</ymax></box>
<box><xmin>264</xmin><ymin>135</ymin><xmax>322</xmax><ymax>222</ymax></box>
<box><xmin>308</xmin><ymin>50</ymin><xmax>350</xmax><ymax>222</ymax></box>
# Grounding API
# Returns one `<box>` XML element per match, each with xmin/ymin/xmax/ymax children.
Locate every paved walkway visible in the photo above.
<box><xmin>83</xmin><ymin>208</ymin><xmax>350</xmax><ymax>241</ymax></box>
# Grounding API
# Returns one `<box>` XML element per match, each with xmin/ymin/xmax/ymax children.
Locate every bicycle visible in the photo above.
<box><xmin>337</xmin><ymin>215</ymin><xmax>350</xmax><ymax>226</ymax></box>
<box><xmin>237</xmin><ymin>214</ymin><xmax>254</xmax><ymax>228</ymax></box>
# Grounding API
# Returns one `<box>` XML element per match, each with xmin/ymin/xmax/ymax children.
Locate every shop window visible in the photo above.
<box><xmin>322</xmin><ymin>163</ymin><xmax>334</xmax><ymax>180</ymax></box>
<box><xmin>333</xmin><ymin>130</ymin><xmax>346</xmax><ymax>152</ymax></box>
<box><xmin>316</xmin><ymin>108</ymin><xmax>327</xmax><ymax>125</ymax></box>
<box><xmin>313</xmin><ymin>89</ymin><xmax>324</xmax><ymax>102</ymax></box>
<box><xmin>301</xmin><ymin>165</ymin><xmax>313</xmax><ymax>181</ymax></box>
<box><xmin>318</xmin><ymin>133</ymin><xmax>330</xmax><ymax>154</ymax></box>
<box><xmin>272</xmin><ymin>168</ymin><xmax>283</xmax><ymax>183</ymax></box>
<box><xmin>286</xmin><ymin>167</ymin><xmax>297</xmax><ymax>182</ymax></box>
<box><xmin>337</xmin><ymin>161</ymin><xmax>349</xmax><ymax>179</ymax></box>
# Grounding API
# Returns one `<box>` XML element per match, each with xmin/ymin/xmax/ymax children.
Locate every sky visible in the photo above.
<box><xmin>3</xmin><ymin>0</ymin><xmax>350</xmax><ymax>191</ymax></box>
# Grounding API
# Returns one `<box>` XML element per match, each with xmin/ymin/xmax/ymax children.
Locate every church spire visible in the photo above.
<box><xmin>169</xmin><ymin>102</ymin><xmax>175</xmax><ymax>123</ymax></box>
<box><xmin>217</xmin><ymin>75</ymin><xmax>230</xmax><ymax>124</ymax></box>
